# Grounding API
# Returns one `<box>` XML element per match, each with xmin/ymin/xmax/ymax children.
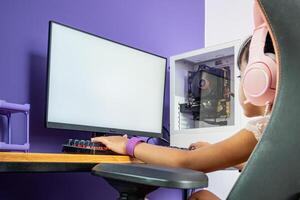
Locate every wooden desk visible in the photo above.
<box><xmin>0</xmin><ymin>152</ymin><xmax>137</xmax><ymax>173</ymax></box>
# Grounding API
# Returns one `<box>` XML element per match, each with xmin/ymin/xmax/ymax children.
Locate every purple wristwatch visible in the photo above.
<box><xmin>126</xmin><ymin>137</ymin><xmax>144</xmax><ymax>157</ymax></box>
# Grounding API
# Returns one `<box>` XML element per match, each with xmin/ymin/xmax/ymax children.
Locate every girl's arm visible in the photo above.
<box><xmin>189</xmin><ymin>141</ymin><xmax>246</xmax><ymax>171</ymax></box>
<box><xmin>91</xmin><ymin>129</ymin><xmax>257</xmax><ymax>173</ymax></box>
<box><xmin>182</xmin><ymin>129</ymin><xmax>257</xmax><ymax>172</ymax></box>
<box><xmin>91</xmin><ymin>135</ymin><xmax>189</xmax><ymax>167</ymax></box>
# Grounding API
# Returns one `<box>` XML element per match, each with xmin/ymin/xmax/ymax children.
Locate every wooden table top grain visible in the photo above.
<box><xmin>0</xmin><ymin>152</ymin><xmax>139</xmax><ymax>173</ymax></box>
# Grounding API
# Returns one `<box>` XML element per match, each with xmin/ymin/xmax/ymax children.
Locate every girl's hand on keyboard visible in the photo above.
<box><xmin>91</xmin><ymin>135</ymin><xmax>128</xmax><ymax>155</ymax></box>
<box><xmin>188</xmin><ymin>141</ymin><xmax>211</xmax><ymax>150</ymax></box>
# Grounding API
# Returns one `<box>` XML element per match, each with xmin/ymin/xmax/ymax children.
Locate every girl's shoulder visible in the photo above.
<box><xmin>245</xmin><ymin>115</ymin><xmax>271</xmax><ymax>141</ymax></box>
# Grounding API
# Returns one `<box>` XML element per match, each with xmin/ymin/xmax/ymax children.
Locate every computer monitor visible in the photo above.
<box><xmin>46</xmin><ymin>21</ymin><xmax>167</xmax><ymax>138</ymax></box>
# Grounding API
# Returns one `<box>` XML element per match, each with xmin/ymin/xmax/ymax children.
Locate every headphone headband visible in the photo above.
<box><xmin>242</xmin><ymin>0</ymin><xmax>277</xmax><ymax>107</ymax></box>
<box><xmin>253</xmin><ymin>0</ymin><xmax>265</xmax><ymax>28</ymax></box>
<box><xmin>248</xmin><ymin>25</ymin><xmax>268</xmax><ymax>64</ymax></box>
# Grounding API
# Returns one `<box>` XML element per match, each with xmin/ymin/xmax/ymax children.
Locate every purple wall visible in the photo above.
<box><xmin>0</xmin><ymin>0</ymin><xmax>204</xmax><ymax>199</ymax></box>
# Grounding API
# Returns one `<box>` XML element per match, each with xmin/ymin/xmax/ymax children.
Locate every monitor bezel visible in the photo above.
<box><xmin>45</xmin><ymin>20</ymin><xmax>167</xmax><ymax>138</ymax></box>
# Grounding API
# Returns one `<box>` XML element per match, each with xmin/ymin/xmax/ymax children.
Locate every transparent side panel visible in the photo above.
<box><xmin>174</xmin><ymin>47</ymin><xmax>235</xmax><ymax>130</ymax></box>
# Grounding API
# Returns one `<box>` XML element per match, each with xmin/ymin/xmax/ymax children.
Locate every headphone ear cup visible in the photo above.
<box><xmin>242</xmin><ymin>63</ymin><xmax>271</xmax><ymax>105</ymax></box>
<box><xmin>242</xmin><ymin>52</ymin><xmax>277</xmax><ymax>107</ymax></box>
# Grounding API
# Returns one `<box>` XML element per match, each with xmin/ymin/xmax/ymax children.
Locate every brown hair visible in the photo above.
<box><xmin>237</xmin><ymin>36</ymin><xmax>252</xmax><ymax>70</ymax></box>
<box><xmin>237</xmin><ymin>33</ymin><xmax>275</xmax><ymax>70</ymax></box>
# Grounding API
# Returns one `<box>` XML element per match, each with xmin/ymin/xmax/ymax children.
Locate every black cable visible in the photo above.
<box><xmin>146</xmin><ymin>125</ymin><xmax>170</xmax><ymax>145</ymax></box>
<box><xmin>146</xmin><ymin>136</ymin><xmax>170</xmax><ymax>145</ymax></box>
<box><xmin>146</xmin><ymin>137</ymin><xmax>153</xmax><ymax>143</ymax></box>
<box><xmin>158</xmin><ymin>136</ymin><xmax>170</xmax><ymax>145</ymax></box>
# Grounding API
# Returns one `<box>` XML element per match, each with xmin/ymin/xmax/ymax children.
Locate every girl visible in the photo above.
<box><xmin>91</xmin><ymin>33</ymin><xmax>275</xmax><ymax>199</ymax></box>
<box><xmin>92</xmin><ymin>2</ymin><xmax>276</xmax><ymax>197</ymax></box>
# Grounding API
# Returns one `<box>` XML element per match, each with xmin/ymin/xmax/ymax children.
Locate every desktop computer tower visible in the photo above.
<box><xmin>170</xmin><ymin>41</ymin><xmax>242</xmax><ymax>147</ymax></box>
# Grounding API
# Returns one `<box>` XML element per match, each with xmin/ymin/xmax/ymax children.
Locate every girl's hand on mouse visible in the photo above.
<box><xmin>189</xmin><ymin>141</ymin><xmax>211</xmax><ymax>150</ymax></box>
<box><xmin>91</xmin><ymin>135</ymin><xmax>128</xmax><ymax>155</ymax></box>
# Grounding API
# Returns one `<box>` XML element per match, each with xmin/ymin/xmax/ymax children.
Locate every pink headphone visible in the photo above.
<box><xmin>242</xmin><ymin>1</ymin><xmax>277</xmax><ymax>107</ymax></box>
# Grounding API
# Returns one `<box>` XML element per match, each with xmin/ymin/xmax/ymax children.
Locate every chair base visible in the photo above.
<box><xmin>105</xmin><ymin>178</ymin><xmax>158</xmax><ymax>200</ymax></box>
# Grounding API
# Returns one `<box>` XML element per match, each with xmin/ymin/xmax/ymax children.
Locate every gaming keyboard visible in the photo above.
<box><xmin>62</xmin><ymin>139</ymin><xmax>117</xmax><ymax>155</ymax></box>
<box><xmin>62</xmin><ymin>139</ymin><xmax>192</xmax><ymax>155</ymax></box>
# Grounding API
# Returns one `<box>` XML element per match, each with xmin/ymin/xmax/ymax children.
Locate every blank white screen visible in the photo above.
<box><xmin>47</xmin><ymin>22</ymin><xmax>166</xmax><ymax>135</ymax></box>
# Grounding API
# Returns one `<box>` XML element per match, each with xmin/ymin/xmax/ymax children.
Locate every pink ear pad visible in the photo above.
<box><xmin>242</xmin><ymin>62</ymin><xmax>275</xmax><ymax>106</ymax></box>
<box><xmin>243</xmin><ymin>64</ymin><xmax>270</xmax><ymax>96</ymax></box>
